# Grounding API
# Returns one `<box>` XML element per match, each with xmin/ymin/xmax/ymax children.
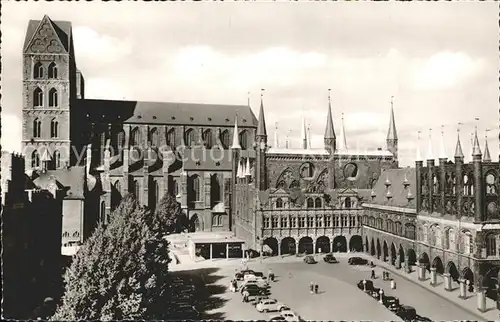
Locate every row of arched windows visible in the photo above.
<box><xmin>62</xmin><ymin>231</ymin><xmax>80</xmax><ymax>238</ymax></box>
<box><xmin>364</xmin><ymin>216</ymin><xmax>415</xmax><ymax>240</ymax></box>
<box><xmin>31</xmin><ymin>149</ymin><xmax>61</xmax><ymax>168</ymax></box>
<box><xmin>421</xmin><ymin>224</ymin><xmax>474</xmax><ymax>254</ymax></box>
<box><xmin>212</xmin><ymin>215</ymin><xmax>224</xmax><ymax>227</ymax></box>
<box><xmin>263</xmin><ymin>214</ymin><xmax>359</xmax><ymax>229</ymax></box>
<box><xmin>33</xmin><ymin>87</ymin><xmax>58</xmax><ymax>108</ymax></box>
<box><xmin>32</xmin><ymin>118</ymin><xmax>59</xmax><ymax>138</ymax></box>
<box><xmin>424</xmin><ymin>173</ymin><xmax>483</xmax><ymax>196</ymax></box>
<box><xmin>34</xmin><ymin>62</ymin><xmax>58</xmax><ymax>79</ymax></box>
<box><xmin>122</xmin><ymin>126</ymin><xmax>249</xmax><ymax>149</ymax></box>
<box><xmin>275</xmin><ymin>197</ymin><xmax>324</xmax><ymax>209</ymax></box>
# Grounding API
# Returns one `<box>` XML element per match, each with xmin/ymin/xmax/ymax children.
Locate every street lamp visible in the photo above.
<box><xmin>362</xmin><ymin>279</ymin><xmax>367</xmax><ymax>292</ymax></box>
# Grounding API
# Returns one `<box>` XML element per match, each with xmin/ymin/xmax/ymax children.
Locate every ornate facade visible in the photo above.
<box><xmin>233</xmin><ymin>92</ymin><xmax>399</xmax><ymax>255</ymax></box>
<box><xmin>20</xmin><ymin>15</ymin><xmax>257</xmax><ymax>246</ymax></box>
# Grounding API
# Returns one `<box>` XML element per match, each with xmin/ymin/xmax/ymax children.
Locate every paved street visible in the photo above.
<box><xmin>187</xmin><ymin>255</ymin><xmax>483</xmax><ymax>321</ymax></box>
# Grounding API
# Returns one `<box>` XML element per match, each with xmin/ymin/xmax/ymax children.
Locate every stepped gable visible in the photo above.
<box><xmin>367</xmin><ymin>167</ymin><xmax>416</xmax><ymax>208</ymax></box>
<box><xmin>81</xmin><ymin>99</ymin><xmax>258</xmax><ymax>127</ymax></box>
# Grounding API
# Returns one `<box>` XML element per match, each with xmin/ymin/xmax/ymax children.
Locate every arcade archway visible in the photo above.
<box><xmin>432</xmin><ymin>256</ymin><xmax>444</xmax><ymax>275</ymax></box>
<box><xmin>482</xmin><ymin>267</ymin><xmax>499</xmax><ymax>301</ymax></box>
<box><xmin>419</xmin><ymin>252</ymin><xmax>430</xmax><ymax>271</ymax></box>
<box><xmin>399</xmin><ymin>245</ymin><xmax>405</xmax><ymax>265</ymax></box>
<box><xmin>365</xmin><ymin>237</ymin><xmax>369</xmax><ymax>253</ymax></box>
<box><xmin>446</xmin><ymin>261</ymin><xmax>459</xmax><ymax>283</ymax></box>
<box><xmin>316</xmin><ymin>236</ymin><xmax>331</xmax><ymax>253</ymax></box>
<box><xmin>280</xmin><ymin>237</ymin><xmax>296</xmax><ymax>255</ymax></box>
<box><xmin>461</xmin><ymin>267</ymin><xmax>474</xmax><ymax>293</ymax></box>
<box><xmin>376</xmin><ymin>239</ymin><xmax>381</xmax><ymax>259</ymax></box>
<box><xmin>370</xmin><ymin>239</ymin><xmax>376</xmax><ymax>256</ymax></box>
<box><xmin>263</xmin><ymin>237</ymin><xmax>279</xmax><ymax>256</ymax></box>
<box><xmin>349</xmin><ymin>235</ymin><xmax>363</xmax><ymax>252</ymax></box>
<box><xmin>333</xmin><ymin>236</ymin><xmax>347</xmax><ymax>252</ymax></box>
<box><xmin>299</xmin><ymin>236</ymin><xmax>314</xmax><ymax>254</ymax></box>
<box><xmin>189</xmin><ymin>213</ymin><xmax>201</xmax><ymax>232</ymax></box>
<box><xmin>390</xmin><ymin>243</ymin><xmax>397</xmax><ymax>265</ymax></box>
<box><xmin>407</xmin><ymin>248</ymin><xmax>417</xmax><ymax>266</ymax></box>
<box><xmin>383</xmin><ymin>241</ymin><xmax>389</xmax><ymax>262</ymax></box>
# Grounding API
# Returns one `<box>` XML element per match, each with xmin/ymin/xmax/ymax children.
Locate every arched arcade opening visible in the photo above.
<box><xmin>432</xmin><ymin>256</ymin><xmax>444</xmax><ymax>275</ymax></box>
<box><xmin>376</xmin><ymin>239</ymin><xmax>381</xmax><ymax>259</ymax></box>
<box><xmin>333</xmin><ymin>236</ymin><xmax>347</xmax><ymax>252</ymax></box>
<box><xmin>383</xmin><ymin>241</ymin><xmax>389</xmax><ymax>262</ymax></box>
<box><xmin>390</xmin><ymin>243</ymin><xmax>397</xmax><ymax>265</ymax></box>
<box><xmin>419</xmin><ymin>252</ymin><xmax>431</xmax><ymax>271</ymax></box>
<box><xmin>299</xmin><ymin>236</ymin><xmax>314</xmax><ymax>254</ymax></box>
<box><xmin>316</xmin><ymin>236</ymin><xmax>331</xmax><ymax>253</ymax></box>
<box><xmin>365</xmin><ymin>237</ymin><xmax>369</xmax><ymax>253</ymax></box>
<box><xmin>281</xmin><ymin>237</ymin><xmax>296</xmax><ymax>255</ymax></box>
<box><xmin>263</xmin><ymin>237</ymin><xmax>279</xmax><ymax>256</ymax></box>
<box><xmin>349</xmin><ymin>235</ymin><xmax>363</xmax><ymax>252</ymax></box>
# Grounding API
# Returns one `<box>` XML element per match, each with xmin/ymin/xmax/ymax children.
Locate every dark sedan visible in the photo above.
<box><xmin>348</xmin><ymin>257</ymin><xmax>369</xmax><ymax>265</ymax></box>
<box><xmin>323</xmin><ymin>253</ymin><xmax>339</xmax><ymax>263</ymax></box>
<box><xmin>395</xmin><ymin>305</ymin><xmax>417</xmax><ymax>321</ymax></box>
<box><xmin>357</xmin><ymin>279</ymin><xmax>374</xmax><ymax>291</ymax></box>
<box><xmin>303</xmin><ymin>255</ymin><xmax>317</xmax><ymax>264</ymax></box>
<box><xmin>382</xmin><ymin>296</ymin><xmax>400</xmax><ymax>311</ymax></box>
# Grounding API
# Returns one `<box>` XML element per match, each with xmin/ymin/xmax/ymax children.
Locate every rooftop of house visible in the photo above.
<box><xmin>363</xmin><ymin>167</ymin><xmax>416</xmax><ymax>209</ymax></box>
<box><xmin>31</xmin><ymin>166</ymin><xmax>86</xmax><ymax>199</ymax></box>
<box><xmin>80</xmin><ymin>99</ymin><xmax>258</xmax><ymax>127</ymax></box>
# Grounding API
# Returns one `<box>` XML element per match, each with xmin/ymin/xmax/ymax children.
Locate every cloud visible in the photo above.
<box><xmin>411</xmin><ymin>52</ymin><xmax>485</xmax><ymax>90</ymax></box>
<box><xmin>1</xmin><ymin>114</ymin><xmax>22</xmax><ymax>152</ymax></box>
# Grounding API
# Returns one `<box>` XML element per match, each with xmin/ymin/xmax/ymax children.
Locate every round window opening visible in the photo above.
<box><xmin>487</xmin><ymin>202</ymin><xmax>498</xmax><ymax>217</ymax></box>
<box><xmin>486</xmin><ymin>174</ymin><xmax>495</xmax><ymax>185</ymax></box>
<box><xmin>343</xmin><ymin>163</ymin><xmax>358</xmax><ymax>181</ymax></box>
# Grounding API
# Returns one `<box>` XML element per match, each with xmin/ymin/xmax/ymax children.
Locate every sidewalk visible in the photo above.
<box><xmin>362</xmin><ymin>254</ymin><xmax>498</xmax><ymax>321</ymax></box>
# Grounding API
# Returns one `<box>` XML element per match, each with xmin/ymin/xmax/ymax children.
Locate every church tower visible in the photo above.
<box><xmin>324</xmin><ymin>89</ymin><xmax>336</xmax><ymax>153</ymax></box>
<box><xmin>386</xmin><ymin>96</ymin><xmax>398</xmax><ymax>164</ymax></box>
<box><xmin>255</xmin><ymin>89</ymin><xmax>268</xmax><ymax>191</ymax></box>
<box><xmin>22</xmin><ymin>16</ymin><xmax>82</xmax><ymax>171</ymax></box>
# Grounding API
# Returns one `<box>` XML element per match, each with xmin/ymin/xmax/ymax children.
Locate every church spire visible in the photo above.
<box><xmin>308</xmin><ymin>124</ymin><xmax>312</xmax><ymax>149</ymax></box>
<box><xmin>339</xmin><ymin>112</ymin><xmax>348</xmax><ymax>151</ymax></box>
<box><xmin>324</xmin><ymin>89</ymin><xmax>336</xmax><ymax>140</ymax></box>
<box><xmin>256</xmin><ymin>89</ymin><xmax>267</xmax><ymax>138</ymax></box>
<box><xmin>426</xmin><ymin>128</ymin><xmax>434</xmax><ymax>160</ymax></box>
<box><xmin>387</xmin><ymin>96</ymin><xmax>398</xmax><ymax>141</ymax></box>
<box><xmin>231</xmin><ymin>116</ymin><xmax>241</xmax><ymax>149</ymax></box>
<box><xmin>301</xmin><ymin>116</ymin><xmax>308</xmax><ymax>149</ymax></box>
<box><xmin>472</xmin><ymin>119</ymin><xmax>482</xmax><ymax>157</ymax></box>
<box><xmin>274</xmin><ymin>122</ymin><xmax>279</xmax><ymax>148</ymax></box>
<box><xmin>454</xmin><ymin>123</ymin><xmax>464</xmax><ymax>159</ymax></box>
<box><xmin>438</xmin><ymin>125</ymin><xmax>447</xmax><ymax>160</ymax></box>
<box><xmin>416</xmin><ymin>131</ymin><xmax>423</xmax><ymax>162</ymax></box>
<box><xmin>483</xmin><ymin>129</ymin><xmax>492</xmax><ymax>162</ymax></box>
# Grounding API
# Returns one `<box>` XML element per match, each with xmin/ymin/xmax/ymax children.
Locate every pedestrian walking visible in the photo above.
<box><xmin>371</xmin><ymin>269</ymin><xmax>376</xmax><ymax>279</ymax></box>
<box><xmin>310</xmin><ymin>281</ymin><xmax>314</xmax><ymax>294</ymax></box>
<box><xmin>314</xmin><ymin>284</ymin><xmax>319</xmax><ymax>294</ymax></box>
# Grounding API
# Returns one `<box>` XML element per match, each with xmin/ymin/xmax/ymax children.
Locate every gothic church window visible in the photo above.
<box><xmin>299</xmin><ymin>162</ymin><xmax>314</xmax><ymax>178</ymax></box>
<box><xmin>185</xmin><ymin>128</ymin><xmax>194</xmax><ymax>148</ymax></box>
<box><xmin>31</xmin><ymin>150</ymin><xmax>40</xmax><ymax>168</ymax></box>
<box><xmin>133</xmin><ymin>180</ymin><xmax>140</xmax><ymax>202</ymax></box>
<box><xmin>203</xmin><ymin>129</ymin><xmax>213</xmax><ymax>149</ymax></box>
<box><xmin>34</xmin><ymin>62</ymin><xmax>43</xmax><ymax>79</ymax></box>
<box><xmin>48</xmin><ymin>62</ymin><xmax>58</xmax><ymax>79</ymax></box>
<box><xmin>344</xmin><ymin>197</ymin><xmax>352</xmax><ymax>209</ymax></box>
<box><xmin>486</xmin><ymin>173</ymin><xmax>497</xmax><ymax>195</ymax></box>
<box><xmin>239</xmin><ymin>130</ymin><xmax>247</xmax><ymax>149</ymax></box>
<box><xmin>49</xmin><ymin>88</ymin><xmax>58</xmax><ymax>107</ymax></box>
<box><xmin>34</xmin><ymin>87</ymin><xmax>43</xmax><ymax>107</ymax></box>
<box><xmin>54</xmin><ymin>150</ymin><xmax>61</xmax><ymax>168</ymax></box>
<box><xmin>167</xmin><ymin>128</ymin><xmax>176</xmax><ymax>147</ymax></box>
<box><xmin>100</xmin><ymin>201</ymin><xmax>106</xmax><ymax>223</ymax></box>
<box><xmin>315</xmin><ymin>197</ymin><xmax>322</xmax><ymax>208</ymax></box>
<box><xmin>433</xmin><ymin>175</ymin><xmax>438</xmax><ymax>194</ymax></box>
<box><xmin>33</xmin><ymin>118</ymin><xmax>41</xmax><ymax>138</ymax></box>
<box><xmin>405</xmin><ymin>223</ymin><xmax>416</xmax><ymax>240</ymax></box>
<box><xmin>220</xmin><ymin>130</ymin><xmax>229</xmax><ymax>149</ymax></box>
<box><xmin>486</xmin><ymin>234</ymin><xmax>497</xmax><ymax>257</ymax></box>
<box><xmin>130</xmin><ymin>127</ymin><xmax>141</xmax><ymax>146</ymax></box>
<box><xmin>149</xmin><ymin>127</ymin><xmax>159</xmax><ymax>147</ymax></box>
<box><xmin>50</xmin><ymin>118</ymin><xmax>59</xmax><ymax>138</ymax></box>
<box><xmin>276</xmin><ymin>198</ymin><xmax>283</xmax><ymax>208</ymax></box>
<box><xmin>306</xmin><ymin>198</ymin><xmax>314</xmax><ymax>208</ymax></box>
<box><xmin>189</xmin><ymin>175</ymin><xmax>200</xmax><ymax>201</ymax></box>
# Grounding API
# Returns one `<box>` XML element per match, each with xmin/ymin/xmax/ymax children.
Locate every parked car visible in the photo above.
<box><xmin>243</xmin><ymin>279</ymin><xmax>270</xmax><ymax>289</ymax></box>
<box><xmin>269</xmin><ymin>316</ymin><xmax>286</xmax><ymax>321</ymax></box>
<box><xmin>348</xmin><ymin>257</ymin><xmax>369</xmax><ymax>265</ymax></box>
<box><xmin>357</xmin><ymin>279</ymin><xmax>374</xmax><ymax>291</ymax></box>
<box><xmin>280</xmin><ymin>311</ymin><xmax>302</xmax><ymax>321</ymax></box>
<box><xmin>395</xmin><ymin>305</ymin><xmax>417</xmax><ymax>321</ymax></box>
<box><xmin>370</xmin><ymin>287</ymin><xmax>382</xmax><ymax>299</ymax></box>
<box><xmin>382</xmin><ymin>296</ymin><xmax>400</xmax><ymax>311</ymax></box>
<box><xmin>252</xmin><ymin>295</ymin><xmax>270</xmax><ymax>306</ymax></box>
<box><xmin>256</xmin><ymin>299</ymin><xmax>289</xmax><ymax>313</ymax></box>
<box><xmin>241</xmin><ymin>284</ymin><xmax>268</xmax><ymax>296</ymax></box>
<box><xmin>235</xmin><ymin>269</ymin><xmax>255</xmax><ymax>280</ymax></box>
<box><xmin>303</xmin><ymin>255</ymin><xmax>317</xmax><ymax>264</ymax></box>
<box><xmin>323</xmin><ymin>253</ymin><xmax>338</xmax><ymax>263</ymax></box>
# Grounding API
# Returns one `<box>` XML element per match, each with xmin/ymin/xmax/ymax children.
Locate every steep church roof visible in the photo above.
<box><xmin>23</xmin><ymin>15</ymin><xmax>72</xmax><ymax>53</ymax></box>
<box><xmin>32</xmin><ymin>166</ymin><xmax>86</xmax><ymax>199</ymax></box>
<box><xmin>364</xmin><ymin>167</ymin><xmax>416</xmax><ymax>209</ymax></box>
<box><xmin>81</xmin><ymin>99</ymin><xmax>258</xmax><ymax>127</ymax></box>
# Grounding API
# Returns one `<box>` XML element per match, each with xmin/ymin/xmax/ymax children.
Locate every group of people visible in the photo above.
<box><xmin>309</xmin><ymin>282</ymin><xmax>320</xmax><ymax>294</ymax></box>
<box><xmin>229</xmin><ymin>279</ymin><xmax>238</xmax><ymax>292</ymax></box>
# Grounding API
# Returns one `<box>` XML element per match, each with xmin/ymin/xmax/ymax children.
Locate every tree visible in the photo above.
<box><xmin>154</xmin><ymin>193</ymin><xmax>188</xmax><ymax>234</ymax></box>
<box><xmin>51</xmin><ymin>195</ymin><xmax>172</xmax><ymax>320</ymax></box>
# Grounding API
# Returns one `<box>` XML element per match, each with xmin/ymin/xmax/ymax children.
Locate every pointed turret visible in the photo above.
<box><xmin>308</xmin><ymin>124</ymin><xmax>312</xmax><ymax>149</ymax></box>
<box><xmin>256</xmin><ymin>91</ymin><xmax>267</xmax><ymax>138</ymax></box>
<box><xmin>416</xmin><ymin>131</ymin><xmax>423</xmax><ymax>162</ymax></box>
<box><xmin>426</xmin><ymin>129</ymin><xmax>434</xmax><ymax>161</ymax></box>
<box><xmin>301</xmin><ymin>116</ymin><xmax>308</xmax><ymax>149</ymax></box>
<box><xmin>483</xmin><ymin>130</ymin><xmax>491</xmax><ymax>162</ymax></box>
<box><xmin>274</xmin><ymin>122</ymin><xmax>279</xmax><ymax>148</ymax></box>
<box><xmin>237</xmin><ymin>160</ymin><xmax>242</xmax><ymax>178</ymax></box>
<box><xmin>472</xmin><ymin>127</ymin><xmax>482</xmax><ymax>157</ymax></box>
<box><xmin>386</xmin><ymin>96</ymin><xmax>399</xmax><ymax>161</ymax></box>
<box><xmin>245</xmin><ymin>157</ymin><xmax>251</xmax><ymax>176</ymax></box>
<box><xmin>454</xmin><ymin>125</ymin><xmax>464</xmax><ymax>159</ymax></box>
<box><xmin>324</xmin><ymin>89</ymin><xmax>336</xmax><ymax>152</ymax></box>
<box><xmin>339</xmin><ymin>113</ymin><xmax>348</xmax><ymax>151</ymax></box>
<box><xmin>438</xmin><ymin>126</ymin><xmax>447</xmax><ymax>161</ymax></box>
<box><xmin>231</xmin><ymin>116</ymin><xmax>241</xmax><ymax>150</ymax></box>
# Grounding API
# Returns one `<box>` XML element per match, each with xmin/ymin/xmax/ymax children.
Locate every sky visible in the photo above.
<box><xmin>2</xmin><ymin>1</ymin><xmax>498</xmax><ymax>167</ymax></box>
